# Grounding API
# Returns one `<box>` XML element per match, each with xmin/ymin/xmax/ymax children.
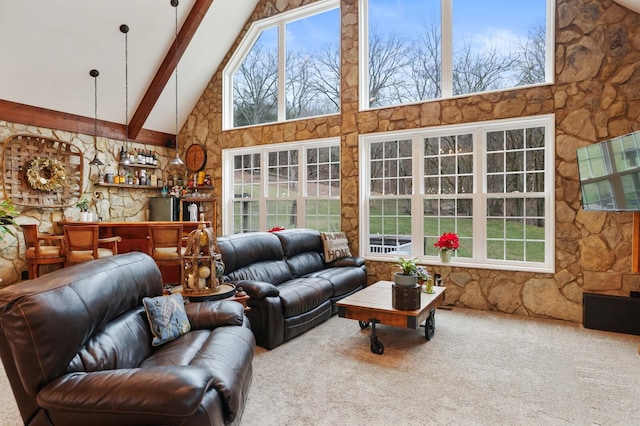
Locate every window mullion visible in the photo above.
<box><xmin>259</xmin><ymin>149</ymin><xmax>268</xmax><ymax>231</ymax></box>
<box><xmin>278</xmin><ymin>22</ymin><xmax>286</xmax><ymax>121</ymax></box>
<box><xmin>413</xmin><ymin>135</ymin><xmax>424</xmax><ymax>256</ymax></box>
<box><xmin>474</xmin><ymin>128</ymin><xmax>487</xmax><ymax>262</ymax></box>
<box><xmin>441</xmin><ymin>0</ymin><xmax>453</xmax><ymax>98</ymax></box>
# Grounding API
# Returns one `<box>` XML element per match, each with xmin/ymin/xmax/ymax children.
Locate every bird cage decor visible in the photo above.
<box><xmin>182</xmin><ymin>222</ymin><xmax>230</xmax><ymax>298</ymax></box>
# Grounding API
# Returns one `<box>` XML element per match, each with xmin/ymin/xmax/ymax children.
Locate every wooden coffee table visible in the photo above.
<box><xmin>337</xmin><ymin>280</ymin><xmax>446</xmax><ymax>354</ymax></box>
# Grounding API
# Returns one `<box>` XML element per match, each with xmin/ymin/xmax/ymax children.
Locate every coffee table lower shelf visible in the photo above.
<box><xmin>337</xmin><ymin>281</ymin><xmax>446</xmax><ymax>355</ymax></box>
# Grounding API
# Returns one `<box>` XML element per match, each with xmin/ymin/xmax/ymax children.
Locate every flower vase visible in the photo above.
<box><xmin>425</xmin><ymin>277</ymin><xmax>434</xmax><ymax>294</ymax></box>
<box><xmin>440</xmin><ymin>250</ymin><xmax>451</xmax><ymax>263</ymax></box>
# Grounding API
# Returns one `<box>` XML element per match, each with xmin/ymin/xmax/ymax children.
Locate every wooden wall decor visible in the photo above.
<box><xmin>2</xmin><ymin>134</ymin><xmax>83</xmax><ymax>208</ymax></box>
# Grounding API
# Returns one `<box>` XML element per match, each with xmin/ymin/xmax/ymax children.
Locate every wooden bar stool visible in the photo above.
<box><xmin>148</xmin><ymin>224</ymin><xmax>185</xmax><ymax>285</ymax></box>
<box><xmin>22</xmin><ymin>224</ymin><xmax>66</xmax><ymax>279</ymax></box>
<box><xmin>64</xmin><ymin>224</ymin><xmax>121</xmax><ymax>266</ymax></box>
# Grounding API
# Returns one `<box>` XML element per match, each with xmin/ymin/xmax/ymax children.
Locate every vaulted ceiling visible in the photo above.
<box><xmin>0</xmin><ymin>0</ymin><xmax>258</xmax><ymax>145</ymax></box>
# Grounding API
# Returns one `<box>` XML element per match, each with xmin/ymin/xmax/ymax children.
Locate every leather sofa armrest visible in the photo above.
<box><xmin>236</xmin><ymin>280</ymin><xmax>279</xmax><ymax>299</ymax></box>
<box><xmin>328</xmin><ymin>256</ymin><xmax>365</xmax><ymax>267</ymax></box>
<box><xmin>38</xmin><ymin>366</ymin><xmax>215</xmax><ymax>416</ymax></box>
<box><xmin>185</xmin><ymin>300</ymin><xmax>245</xmax><ymax>329</ymax></box>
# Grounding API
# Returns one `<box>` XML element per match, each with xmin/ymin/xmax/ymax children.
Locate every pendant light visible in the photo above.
<box><xmin>89</xmin><ymin>69</ymin><xmax>104</xmax><ymax>166</ymax></box>
<box><xmin>119</xmin><ymin>24</ymin><xmax>132</xmax><ymax>166</ymax></box>
<box><xmin>169</xmin><ymin>0</ymin><xmax>185</xmax><ymax>167</ymax></box>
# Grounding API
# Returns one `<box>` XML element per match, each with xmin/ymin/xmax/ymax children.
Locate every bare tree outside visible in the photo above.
<box><xmin>452</xmin><ymin>40</ymin><xmax>519</xmax><ymax>95</ymax></box>
<box><xmin>516</xmin><ymin>22</ymin><xmax>547</xmax><ymax>86</ymax></box>
<box><xmin>368</xmin><ymin>29</ymin><xmax>412</xmax><ymax>107</ymax></box>
<box><xmin>233</xmin><ymin>43</ymin><xmax>278</xmax><ymax>127</ymax></box>
<box><xmin>402</xmin><ymin>17</ymin><xmax>442</xmax><ymax>101</ymax></box>
<box><xmin>232</xmin><ymin>12</ymin><xmax>546</xmax><ymax>125</ymax></box>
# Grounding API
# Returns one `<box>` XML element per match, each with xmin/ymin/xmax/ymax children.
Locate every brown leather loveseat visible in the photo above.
<box><xmin>0</xmin><ymin>252</ymin><xmax>255</xmax><ymax>425</ymax></box>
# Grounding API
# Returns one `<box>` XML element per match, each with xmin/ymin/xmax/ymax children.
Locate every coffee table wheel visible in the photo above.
<box><xmin>425</xmin><ymin>308</ymin><xmax>436</xmax><ymax>341</ymax></box>
<box><xmin>358</xmin><ymin>320</ymin><xmax>370</xmax><ymax>329</ymax></box>
<box><xmin>370</xmin><ymin>335</ymin><xmax>384</xmax><ymax>354</ymax></box>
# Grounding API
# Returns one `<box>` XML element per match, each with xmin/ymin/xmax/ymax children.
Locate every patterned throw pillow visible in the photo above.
<box><xmin>142</xmin><ymin>294</ymin><xmax>191</xmax><ymax>346</ymax></box>
<box><xmin>321</xmin><ymin>231</ymin><xmax>352</xmax><ymax>263</ymax></box>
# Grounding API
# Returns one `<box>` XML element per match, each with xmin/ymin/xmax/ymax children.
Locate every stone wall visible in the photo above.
<box><xmin>3</xmin><ymin>0</ymin><xmax>640</xmax><ymax>322</ymax></box>
<box><xmin>0</xmin><ymin>121</ymin><xmax>172</xmax><ymax>284</ymax></box>
<box><xmin>180</xmin><ymin>0</ymin><xmax>640</xmax><ymax>323</ymax></box>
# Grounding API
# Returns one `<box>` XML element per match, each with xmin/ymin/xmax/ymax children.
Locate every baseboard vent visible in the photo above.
<box><xmin>583</xmin><ymin>293</ymin><xmax>640</xmax><ymax>336</ymax></box>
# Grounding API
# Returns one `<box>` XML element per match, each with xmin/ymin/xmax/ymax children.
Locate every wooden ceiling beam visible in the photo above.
<box><xmin>128</xmin><ymin>0</ymin><xmax>214</xmax><ymax>139</ymax></box>
<box><xmin>0</xmin><ymin>99</ymin><xmax>173</xmax><ymax>146</ymax></box>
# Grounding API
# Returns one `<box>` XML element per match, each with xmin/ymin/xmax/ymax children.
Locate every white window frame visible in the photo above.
<box><xmin>359</xmin><ymin>114</ymin><xmax>555</xmax><ymax>273</ymax></box>
<box><xmin>222</xmin><ymin>138</ymin><xmax>341</xmax><ymax>234</ymax></box>
<box><xmin>222</xmin><ymin>0</ymin><xmax>340</xmax><ymax>130</ymax></box>
<box><xmin>359</xmin><ymin>0</ymin><xmax>556</xmax><ymax>110</ymax></box>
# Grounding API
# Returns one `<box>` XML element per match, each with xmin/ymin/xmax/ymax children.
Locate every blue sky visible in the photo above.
<box><xmin>260</xmin><ymin>0</ymin><xmax>547</xmax><ymax>54</ymax></box>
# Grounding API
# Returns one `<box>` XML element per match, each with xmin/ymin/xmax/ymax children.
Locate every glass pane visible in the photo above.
<box><xmin>233</xmin><ymin>27</ymin><xmax>278</xmax><ymax>127</ymax></box>
<box><xmin>506</xmin><ymin>151</ymin><xmax>523</xmax><ymax>172</ymax></box>
<box><xmin>526</xmin><ymin>241</ymin><xmax>545</xmax><ymax>262</ymax></box>
<box><xmin>266</xmin><ymin>200</ymin><xmax>298</xmax><ymax>229</ymax></box>
<box><xmin>487</xmin><ymin>152</ymin><xmax>504</xmax><ymax>173</ymax></box>
<box><xmin>286</xmin><ymin>8</ymin><xmax>340</xmax><ymax>119</ymax></box>
<box><xmin>506</xmin><ymin>129</ymin><xmax>524</xmax><ymax>150</ymax></box>
<box><xmin>487</xmin><ymin>131</ymin><xmax>504</xmax><ymax>152</ymax></box>
<box><xmin>487</xmin><ymin>175</ymin><xmax>504</xmax><ymax>193</ymax></box>
<box><xmin>505</xmin><ymin>173</ymin><xmax>523</xmax><ymax>192</ymax></box>
<box><xmin>526</xmin><ymin>127</ymin><xmax>545</xmax><ymax>148</ymax></box>
<box><xmin>233</xmin><ymin>200</ymin><xmax>259</xmax><ymax>233</ymax></box>
<box><xmin>306</xmin><ymin>200</ymin><xmax>341</xmax><ymax>232</ymax></box>
<box><xmin>367</xmin><ymin>0</ymin><xmax>441</xmax><ymax>107</ymax></box>
<box><xmin>452</xmin><ymin>0</ymin><xmax>546</xmax><ymax>96</ymax></box>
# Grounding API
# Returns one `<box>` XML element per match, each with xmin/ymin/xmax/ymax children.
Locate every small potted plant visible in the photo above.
<box><xmin>394</xmin><ymin>256</ymin><xmax>418</xmax><ymax>286</ymax></box>
<box><xmin>76</xmin><ymin>197</ymin><xmax>90</xmax><ymax>222</ymax></box>
<box><xmin>434</xmin><ymin>232</ymin><xmax>459</xmax><ymax>263</ymax></box>
<box><xmin>0</xmin><ymin>199</ymin><xmax>19</xmax><ymax>242</ymax></box>
<box><xmin>392</xmin><ymin>256</ymin><xmax>421</xmax><ymax>310</ymax></box>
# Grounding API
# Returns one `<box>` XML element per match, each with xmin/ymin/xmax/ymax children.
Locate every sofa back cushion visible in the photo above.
<box><xmin>0</xmin><ymin>252</ymin><xmax>162</xmax><ymax>396</ymax></box>
<box><xmin>274</xmin><ymin>229</ymin><xmax>325</xmax><ymax>277</ymax></box>
<box><xmin>218</xmin><ymin>232</ymin><xmax>293</xmax><ymax>285</ymax></box>
<box><xmin>66</xmin><ymin>307</ymin><xmax>153</xmax><ymax>372</ymax></box>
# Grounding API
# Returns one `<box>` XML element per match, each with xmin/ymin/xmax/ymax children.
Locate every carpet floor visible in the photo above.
<box><xmin>1</xmin><ymin>307</ymin><xmax>639</xmax><ymax>425</ymax></box>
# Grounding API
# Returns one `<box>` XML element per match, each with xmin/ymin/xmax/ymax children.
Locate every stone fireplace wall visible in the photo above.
<box><xmin>179</xmin><ymin>0</ymin><xmax>640</xmax><ymax>323</ymax></box>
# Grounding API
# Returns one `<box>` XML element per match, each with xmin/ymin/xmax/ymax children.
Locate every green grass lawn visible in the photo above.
<box><xmin>369</xmin><ymin>214</ymin><xmax>545</xmax><ymax>262</ymax></box>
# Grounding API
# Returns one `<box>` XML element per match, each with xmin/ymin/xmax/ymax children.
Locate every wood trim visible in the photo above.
<box><xmin>0</xmin><ymin>99</ymin><xmax>173</xmax><ymax>146</ymax></box>
<box><xmin>128</xmin><ymin>0</ymin><xmax>214</xmax><ymax>139</ymax></box>
<box><xmin>634</xmin><ymin>212</ymin><xmax>639</xmax><ymax>272</ymax></box>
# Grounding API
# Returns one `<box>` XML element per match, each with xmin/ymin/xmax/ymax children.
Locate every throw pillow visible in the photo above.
<box><xmin>321</xmin><ymin>231</ymin><xmax>352</xmax><ymax>263</ymax></box>
<box><xmin>142</xmin><ymin>294</ymin><xmax>191</xmax><ymax>346</ymax></box>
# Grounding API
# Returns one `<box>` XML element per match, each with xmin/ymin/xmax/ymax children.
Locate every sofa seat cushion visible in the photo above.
<box><xmin>141</xmin><ymin>325</ymin><xmax>255</xmax><ymax>424</ymax></box>
<box><xmin>306</xmin><ymin>265</ymin><xmax>365</xmax><ymax>297</ymax></box>
<box><xmin>68</xmin><ymin>248</ymin><xmax>115</xmax><ymax>263</ymax></box>
<box><xmin>277</xmin><ymin>278</ymin><xmax>333</xmax><ymax>318</ymax></box>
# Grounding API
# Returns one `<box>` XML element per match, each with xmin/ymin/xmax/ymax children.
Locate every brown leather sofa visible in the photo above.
<box><xmin>217</xmin><ymin>228</ymin><xmax>366</xmax><ymax>350</ymax></box>
<box><xmin>0</xmin><ymin>252</ymin><xmax>255</xmax><ymax>426</ymax></box>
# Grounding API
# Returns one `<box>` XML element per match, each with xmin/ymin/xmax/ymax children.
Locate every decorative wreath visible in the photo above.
<box><xmin>25</xmin><ymin>157</ymin><xmax>66</xmax><ymax>192</ymax></box>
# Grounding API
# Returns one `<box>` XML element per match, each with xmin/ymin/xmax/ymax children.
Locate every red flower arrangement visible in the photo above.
<box><xmin>434</xmin><ymin>232</ymin><xmax>459</xmax><ymax>252</ymax></box>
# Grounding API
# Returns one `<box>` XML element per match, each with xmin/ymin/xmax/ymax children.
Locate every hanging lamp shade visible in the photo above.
<box><xmin>169</xmin><ymin>0</ymin><xmax>185</xmax><ymax>168</ymax></box>
<box><xmin>89</xmin><ymin>69</ymin><xmax>104</xmax><ymax>166</ymax></box>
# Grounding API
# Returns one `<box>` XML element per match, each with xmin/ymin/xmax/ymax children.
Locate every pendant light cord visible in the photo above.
<box><xmin>174</xmin><ymin>0</ymin><xmax>179</xmax><ymax>148</ymax></box>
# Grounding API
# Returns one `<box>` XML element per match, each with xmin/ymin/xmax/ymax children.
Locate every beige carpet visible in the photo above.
<box><xmin>1</xmin><ymin>308</ymin><xmax>640</xmax><ymax>425</ymax></box>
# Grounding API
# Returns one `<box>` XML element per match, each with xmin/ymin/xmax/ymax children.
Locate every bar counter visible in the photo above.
<box><xmin>56</xmin><ymin>221</ymin><xmax>211</xmax><ymax>257</ymax></box>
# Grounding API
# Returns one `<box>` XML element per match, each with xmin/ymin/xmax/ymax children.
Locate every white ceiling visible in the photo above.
<box><xmin>613</xmin><ymin>0</ymin><xmax>640</xmax><ymax>14</ymax></box>
<box><xmin>0</xmin><ymin>0</ymin><xmax>258</xmax><ymax>134</ymax></box>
